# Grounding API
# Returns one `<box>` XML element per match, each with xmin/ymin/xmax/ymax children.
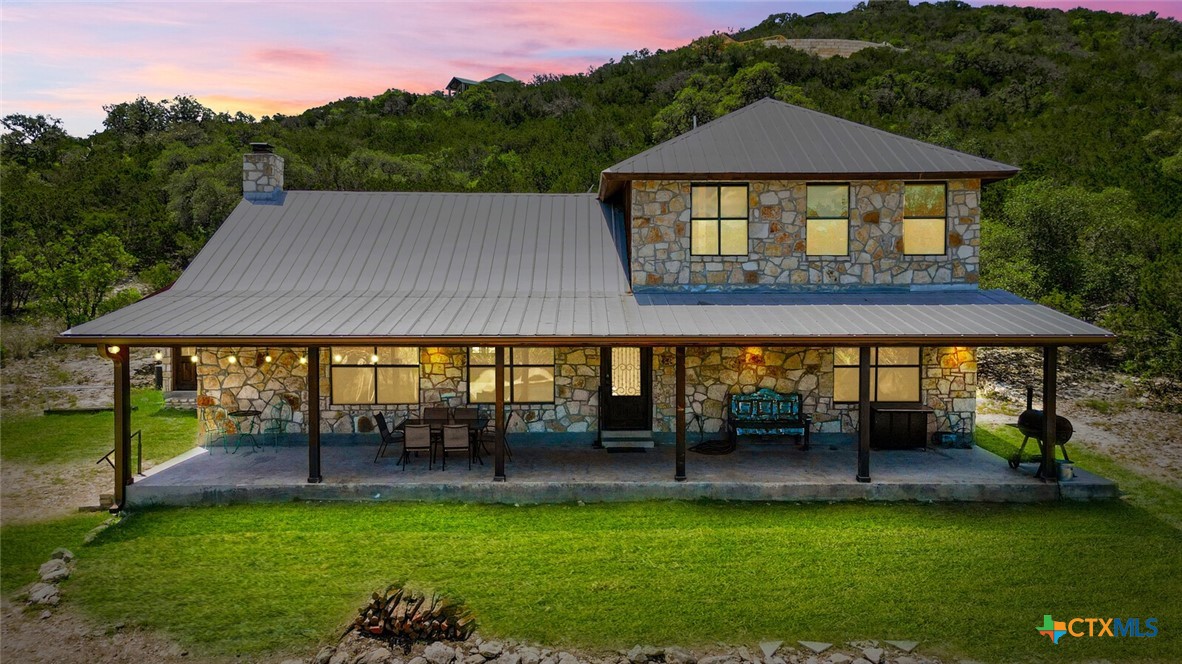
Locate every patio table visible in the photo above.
<box><xmin>228</xmin><ymin>409</ymin><xmax>262</xmax><ymax>453</ymax></box>
<box><xmin>402</xmin><ymin>418</ymin><xmax>488</xmax><ymax>465</ymax></box>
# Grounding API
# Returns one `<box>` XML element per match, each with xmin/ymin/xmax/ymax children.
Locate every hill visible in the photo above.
<box><xmin>2</xmin><ymin>1</ymin><xmax>1180</xmax><ymax>375</ymax></box>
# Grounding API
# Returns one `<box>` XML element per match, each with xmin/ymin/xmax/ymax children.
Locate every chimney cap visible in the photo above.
<box><xmin>250</xmin><ymin>142</ymin><xmax>275</xmax><ymax>154</ymax></box>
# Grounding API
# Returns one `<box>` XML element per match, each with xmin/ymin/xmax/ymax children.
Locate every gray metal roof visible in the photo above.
<box><xmin>61</xmin><ymin>188</ymin><xmax>1110</xmax><ymax>346</ymax></box>
<box><xmin>600</xmin><ymin>98</ymin><xmax>1019</xmax><ymax>198</ymax></box>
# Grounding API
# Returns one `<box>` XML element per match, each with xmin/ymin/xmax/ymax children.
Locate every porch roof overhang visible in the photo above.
<box><xmin>56</xmin><ymin>289</ymin><xmax>1113</xmax><ymax>348</ymax></box>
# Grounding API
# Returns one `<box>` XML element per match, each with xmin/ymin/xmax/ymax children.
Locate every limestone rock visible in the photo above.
<box><xmin>493</xmin><ymin>654</ymin><xmax>521</xmax><ymax>664</ymax></box>
<box><xmin>39</xmin><ymin>558</ymin><xmax>70</xmax><ymax>582</ymax></box>
<box><xmin>464</xmin><ymin>655</ymin><xmax>486</xmax><ymax>664</ymax></box>
<box><xmin>626</xmin><ymin>646</ymin><xmax>662</xmax><ymax>663</ymax></box>
<box><xmin>556</xmin><ymin>652</ymin><xmax>579</xmax><ymax>664</ymax></box>
<box><xmin>425</xmin><ymin>642</ymin><xmax>456</xmax><ymax>664</ymax></box>
<box><xmin>759</xmin><ymin>642</ymin><xmax>782</xmax><ymax>659</ymax></box>
<box><xmin>315</xmin><ymin>646</ymin><xmax>337</xmax><ymax>664</ymax></box>
<box><xmin>861</xmin><ymin>647</ymin><xmax>883</xmax><ymax>664</ymax></box>
<box><xmin>882</xmin><ymin>641</ymin><xmax>918</xmax><ymax>654</ymax></box>
<box><xmin>479</xmin><ymin>642</ymin><xmax>504</xmax><ymax>658</ymax></box>
<box><xmin>518</xmin><ymin>647</ymin><xmax>542</xmax><ymax>664</ymax></box>
<box><xmin>664</xmin><ymin>646</ymin><xmax>695</xmax><ymax>664</ymax></box>
<box><xmin>280</xmin><ymin>659</ymin><xmax>307</xmax><ymax>664</ymax></box>
<box><xmin>328</xmin><ymin>651</ymin><xmax>351</xmax><ymax>664</ymax></box>
<box><xmin>408</xmin><ymin>657</ymin><xmax>429</xmax><ymax>664</ymax></box>
<box><xmin>51</xmin><ymin>548</ymin><xmax>75</xmax><ymax>562</ymax></box>
<box><xmin>797</xmin><ymin>643</ymin><xmax>831</xmax><ymax>655</ymax></box>
<box><xmin>27</xmin><ymin>582</ymin><xmax>60</xmax><ymax>606</ymax></box>
<box><xmin>697</xmin><ymin>656</ymin><xmax>738</xmax><ymax>664</ymax></box>
<box><xmin>357</xmin><ymin>648</ymin><xmax>394</xmax><ymax>664</ymax></box>
<box><xmin>827</xmin><ymin>655</ymin><xmax>851</xmax><ymax>664</ymax></box>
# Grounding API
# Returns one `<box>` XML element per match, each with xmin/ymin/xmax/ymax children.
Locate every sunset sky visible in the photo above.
<box><xmin>3</xmin><ymin>1</ymin><xmax>1180</xmax><ymax>136</ymax></box>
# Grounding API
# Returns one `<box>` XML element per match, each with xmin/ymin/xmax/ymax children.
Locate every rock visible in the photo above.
<box><xmin>39</xmin><ymin>559</ymin><xmax>70</xmax><ymax>582</ymax></box>
<box><xmin>826</xmin><ymin>655</ymin><xmax>851</xmax><ymax>664</ymax></box>
<box><xmin>315</xmin><ymin>646</ymin><xmax>337</xmax><ymax>664</ymax></box>
<box><xmin>463</xmin><ymin>656</ymin><xmax>486</xmax><ymax>664</ymax></box>
<box><xmin>39</xmin><ymin>610</ymin><xmax>52</xmax><ymax>620</ymax></box>
<box><xmin>626</xmin><ymin>646</ymin><xmax>661</xmax><ymax>664</ymax></box>
<box><xmin>280</xmin><ymin>660</ymin><xmax>306</xmax><ymax>664</ymax></box>
<box><xmin>736</xmin><ymin>647</ymin><xmax>753</xmax><ymax>663</ymax></box>
<box><xmin>328</xmin><ymin>652</ymin><xmax>351</xmax><ymax>664</ymax></box>
<box><xmin>664</xmin><ymin>647</ymin><xmax>695</xmax><ymax>664</ymax></box>
<box><xmin>493</xmin><ymin>654</ymin><xmax>521</xmax><ymax>664</ymax></box>
<box><xmin>697</xmin><ymin>656</ymin><xmax>738</xmax><ymax>664</ymax></box>
<box><xmin>51</xmin><ymin>548</ymin><xmax>75</xmax><ymax>562</ymax></box>
<box><xmin>358</xmin><ymin>649</ymin><xmax>394</xmax><ymax>664</ymax></box>
<box><xmin>798</xmin><ymin>643</ymin><xmax>831</xmax><ymax>656</ymax></box>
<box><xmin>556</xmin><ymin>653</ymin><xmax>579</xmax><ymax>664</ymax></box>
<box><xmin>893</xmin><ymin>658</ymin><xmax>918</xmax><ymax>664</ymax></box>
<box><xmin>27</xmin><ymin>582</ymin><xmax>60</xmax><ymax>606</ymax></box>
<box><xmin>408</xmin><ymin>657</ymin><xmax>429</xmax><ymax>664</ymax></box>
<box><xmin>539</xmin><ymin>656</ymin><xmax>557</xmax><ymax>664</ymax></box>
<box><xmin>861</xmin><ymin>648</ymin><xmax>884</xmax><ymax>664</ymax></box>
<box><xmin>519</xmin><ymin>647</ymin><xmax>542</xmax><ymax>664</ymax></box>
<box><xmin>426</xmin><ymin>642</ymin><xmax>457</xmax><ymax>664</ymax></box>
<box><xmin>479</xmin><ymin>642</ymin><xmax>504</xmax><ymax>658</ymax></box>
<box><xmin>883</xmin><ymin>642</ymin><xmax>918</xmax><ymax>654</ymax></box>
<box><xmin>759</xmin><ymin>642</ymin><xmax>782</xmax><ymax>659</ymax></box>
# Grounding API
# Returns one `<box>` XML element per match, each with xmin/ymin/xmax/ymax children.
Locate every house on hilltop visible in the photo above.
<box><xmin>61</xmin><ymin>99</ymin><xmax>1113</xmax><ymax>508</ymax></box>
<box><xmin>445</xmin><ymin>73</ymin><xmax>520</xmax><ymax>95</ymax></box>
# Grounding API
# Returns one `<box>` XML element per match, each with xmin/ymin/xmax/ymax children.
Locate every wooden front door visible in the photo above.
<box><xmin>600</xmin><ymin>347</ymin><xmax>651</xmax><ymax>431</ymax></box>
<box><xmin>173</xmin><ymin>346</ymin><xmax>197</xmax><ymax>391</ymax></box>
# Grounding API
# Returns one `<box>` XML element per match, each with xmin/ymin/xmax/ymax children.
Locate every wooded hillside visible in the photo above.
<box><xmin>3</xmin><ymin>1</ymin><xmax>1180</xmax><ymax>374</ymax></box>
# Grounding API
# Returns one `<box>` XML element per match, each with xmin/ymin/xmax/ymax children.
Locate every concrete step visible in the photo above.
<box><xmin>601</xmin><ymin>430</ymin><xmax>654</xmax><ymax>449</ymax></box>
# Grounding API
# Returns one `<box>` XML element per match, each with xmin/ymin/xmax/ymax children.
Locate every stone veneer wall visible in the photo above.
<box><xmin>631</xmin><ymin>179</ymin><xmax>980</xmax><ymax>290</ymax></box>
<box><xmin>196</xmin><ymin>346</ymin><xmax>599</xmax><ymax>435</ymax></box>
<box><xmin>195</xmin><ymin>345</ymin><xmax>973</xmax><ymax>440</ymax></box>
<box><xmin>653</xmin><ymin>346</ymin><xmax>976</xmax><ymax>438</ymax></box>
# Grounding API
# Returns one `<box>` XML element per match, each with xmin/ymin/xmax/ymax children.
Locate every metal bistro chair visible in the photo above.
<box><xmin>400</xmin><ymin>424</ymin><xmax>435</xmax><ymax>470</ymax></box>
<box><xmin>422</xmin><ymin>406</ymin><xmax>450</xmax><ymax>423</ymax></box>
<box><xmin>440</xmin><ymin>424</ymin><xmax>472</xmax><ymax>470</ymax></box>
<box><xmin>477</xmin><ymin>410</ymin><xmax>513</xmax><ymax>462</ymax></box>
<box><xmin>452</xmin><ymin>407</ymin><xmax>484</xmax><ymax>465</ymax></box>
<box><xmin>373</xmin><ymin>412</ymin><xmax>405</xmax><ymax>463</ymax></box>
<box><xmin>262</xmin><ymin>399</ymin><xmax>297</xmax><ymax>450</ymax></box>
<box><xmin>201</xmin><ymin>407</ymin><xmax>233</xmax><ymax>452</ymax></box>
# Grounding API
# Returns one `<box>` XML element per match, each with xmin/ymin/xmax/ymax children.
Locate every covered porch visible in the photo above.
<box><xmin>128</xmin><ymin>434</ymin><xmax>1118</xmax><ymax>505</ymax></box>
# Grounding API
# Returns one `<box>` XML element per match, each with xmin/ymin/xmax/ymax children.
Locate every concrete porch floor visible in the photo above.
<box><xmin>128</xmin><ymin>434</ymin><xmax>1119</xmax><ymax>505</ymax></box>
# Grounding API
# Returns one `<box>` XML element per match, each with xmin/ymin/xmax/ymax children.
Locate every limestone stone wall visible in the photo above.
<box><xmin>652</xmin><ymin>346</ymin><xmax>976</xmax><ymax>439</ymax></box>
<box><xmin>196</xmin><ymin>346</ymin><xmax>599</xmax><ymax>436</ymax></box>
<box><xmin>630</xmin><ymin>179</ymin><xmax>980</xmax><ymax>290</ymax></box>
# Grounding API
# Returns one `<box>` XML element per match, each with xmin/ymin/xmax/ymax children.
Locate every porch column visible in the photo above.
<box><xmin>1041</xmin><ymin>346</ymin><xmax>1059</xmax><ymax>482</ymax></box>
<box><xmin>675</xmin><ymin>346</ymin><xmax>686</xmax><ymax>481</ymax></box>
<box><xmin>103</xmin><ymin>344</ymin><xmax>133</xmax><ymax>511</ymax></box>
<box><xmin>494</xmin><ymin>346</ymin><xmax>506</xmax><ymax>481</ymax></box>
<box><xmin>856</xmin><ymin>346</ymin><xmax>872</xmax><ymax>483</ymax></box>
<box><xmin>307</xmin><ymin>347</ymin><xmax>322</xmax><ymax>483</ymax></box>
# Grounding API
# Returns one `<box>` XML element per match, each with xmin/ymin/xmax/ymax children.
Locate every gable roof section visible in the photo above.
<box><xmin>600</xmin><ymin>98</ymin><xmax>1019</xmax><ymax>198</ymax></box>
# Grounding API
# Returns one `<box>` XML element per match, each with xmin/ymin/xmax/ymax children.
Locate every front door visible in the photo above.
<box><xmin>173</xmin><ymin>346</ymin><xmax>197</xmax><ymax>391</ymax></box>
<box><xmin>600</xmin><ymin>347</ymin><xmax>651</xmax><ymax>430</ymax></box>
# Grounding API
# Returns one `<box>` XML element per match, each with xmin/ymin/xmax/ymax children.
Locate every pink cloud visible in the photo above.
<box><xmin>251</xmin><ymin>48</ymin><xmax>338</xmax><ymax>69</ymax></box>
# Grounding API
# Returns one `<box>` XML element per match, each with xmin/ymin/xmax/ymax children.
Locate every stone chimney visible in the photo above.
<box><xmin>242</xmin><ymin>142</ymin><xmax>284</xmax><ymax>203</ymax></box>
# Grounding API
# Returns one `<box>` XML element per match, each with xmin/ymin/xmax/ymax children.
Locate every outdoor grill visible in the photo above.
<box><xmin>1008</xmin><ymin>386</ymin><xmax>1073</xmax><ymax>471</ymax></box>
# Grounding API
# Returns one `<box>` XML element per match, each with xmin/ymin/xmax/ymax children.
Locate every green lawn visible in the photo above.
<box><xmin>976</xmin><ymin>425</ymin><xmax>1182</xmax><ymax>529</ymax></box>
<box><xmin>0</xmin><ymin>389</ymin><xmax>197</xmax><ymax>467</ymax></box>
<box><xmin>2</xmin><ymin>501</ymin><xmax>1179</xmax><ymax>662</ymax></box>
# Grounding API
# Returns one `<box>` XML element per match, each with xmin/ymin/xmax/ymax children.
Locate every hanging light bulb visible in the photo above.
<box><xmin>227</xmin><ymin>355</ymin><xmax>237</xmax><ymax>364</ymax></box>
<box><xmin>333</xmin><ymin>354</ymin><xmax>343</xmax><ymax>363</ymax></box>
<box><xmin>371</xmin><ymin>353</ymin><xmax>379</xmax><ymax>364</ymax></box>
<box><xmin>190</xmin><ymin>354</ymin><xmax>198</xmax><ymax>363</ymax></box>
<box><xmin>154</xmin><ymin>351</ymin><xmax>163</xmax><ymax>361</ymax></box>
<box><xmin>299</xmin><ymin>356</ymin><xmax>308</xmax><ymax>365</ymax></box>
<box><xmin>264</xmin><ymin>354</ymin><xmax>273</xmax><ymax>363</ymax></box>
<box><xmin>107</xmin><ymin>345</ymin><xmax>120</xmax><ymax>355</ymax></box>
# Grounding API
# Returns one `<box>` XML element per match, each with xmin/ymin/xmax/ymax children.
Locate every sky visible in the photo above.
<box><xmin>2</xmin><ymin>1</ymin><xmax>1180</xmax><ymax>136</ymax></box>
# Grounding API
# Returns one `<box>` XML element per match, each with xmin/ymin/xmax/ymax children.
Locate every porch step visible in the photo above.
<box><xmin>601</xmin><ymin>430</ymin><xmax>654</xmax><ymax>449</ymax></box>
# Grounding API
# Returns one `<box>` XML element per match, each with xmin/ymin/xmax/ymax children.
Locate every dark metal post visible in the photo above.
<box><xmin>1041</xmin><ymin>346</ymin><xmax>1058</xmax><ymax>482</ymax></box>
<box><xmin>857</xmin><ymin>346</ymin><xmax>872</xmax><ymax>483</ymax></box>
<box><xmin>111</xmin><ymin>346</ymin><xmax>132</xmax><ymax>510</ymax></box>
<box><xmin>307</xmin><ymin>347</ymin><xmax>322</xmax><ymax>483</ymax></box>
<box><xmin>675</xmin><ymin>346</ymin><xmax>687</xmax><ymax>481</ymax></box>
<box><xmin>494</xmin><ymin>347</ymin><xmax>506</xmax><ymax>481</ymax></box>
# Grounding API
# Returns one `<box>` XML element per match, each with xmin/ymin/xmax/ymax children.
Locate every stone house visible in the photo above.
<box><xmin>60</xmin><ymin>99</ymin><xmax>1110</xmax><ymax>506</ymax></box>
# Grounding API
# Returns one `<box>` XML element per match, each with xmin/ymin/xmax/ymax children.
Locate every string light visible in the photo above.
<box><xmin>107</xmin><ymin>345</ymin><xmax>120</xmax><ymax>355</ymax></box>
<box><xmin>299</xmin><ymin>356</ymin><xmax>308</xmax><ymax>365</ymax></box>
<box><xmin>371</xmin><ymin>353</ymin><xmax>379</xmax><ymax>364</ymax></box>
<box><xmin>190</xmin><ymin>355</ymin><xmax>198</xmax><ymax>363</ymax></box>
<box><xmin>227</xmin><ymin>355</ymin><xmax>237</xmax><ymax>365</ymax></box>
<box><xmin>264</xmin><ymin>354</ymin><xmax>273</xmax><ymax>363</ymax></box>
<box><xmin>153</xmin><ymin>351</ymin><xmax>163</xmax><ymax>361</ymax></box>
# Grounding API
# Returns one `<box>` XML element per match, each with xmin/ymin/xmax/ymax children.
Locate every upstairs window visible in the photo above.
<box><xmin>903</xmin><ymin>183</ymin><xmax>947</xmax><ymax>255</ymax></box>
<box><xmin>806</xmin><ymin>184</ymin><xmax>850</xmax><ymax>256</ymax></box>
<box><xmin>331</xmin><ymin>347</ymin><xmax>419</xmax><ymax>404</ymax></box>
<box><xmin>833</xmin><ymin>347</ymin><xmax>922</xmax><ymax>403</ymax></box>
<box><xmin>469</xmin><ymin>347</ymin><xmax>555</xmax><ymax>404</ymax></box>
<box><xmin>691</xmin><ymin>184</ymin><xmax>748</xmax><ymax>256</ymax></box>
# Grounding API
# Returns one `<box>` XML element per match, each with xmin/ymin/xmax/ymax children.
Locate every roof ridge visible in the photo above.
<box><xmin>604</xmin><ymin>98</ymin><xmax>774</xmax><ymax>173</ymax></box>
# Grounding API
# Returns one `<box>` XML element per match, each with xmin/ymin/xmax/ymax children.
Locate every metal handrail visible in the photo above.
<box><xmin>97</xmin><ymin>429</ymin><xmax>142</xmax><ymax>475</ymax></box>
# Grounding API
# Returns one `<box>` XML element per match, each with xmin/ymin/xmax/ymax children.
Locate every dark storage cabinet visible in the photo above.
<box><xmin>870</xmin><ymin>402</ymin><xmax>933</xmax><ymax>450</ymax></box>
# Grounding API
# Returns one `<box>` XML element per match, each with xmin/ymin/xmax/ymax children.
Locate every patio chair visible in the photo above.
<box><xmin>400</xmin><ymin>424</ymin><xmax>435</xmax><ymax>470</ymax></box>
<box><xmin>201</xmin><ymin>407</ymin><xmax>233</xmax><ymax>452</ymax></box>
<box><xmin>440</xmin><ymin>424</ymin><xmax>472</xmax><ymax>470</ymax></box>
<box><xmin>477</xmin><ymin>411</ymin><xmax>513</xmax><ymax>462</ymax></box>
<box><xmin>373</xmin><ymin>412</ymin><xmax>405</xmax><ymax>463</ymax></box>
<box><xmin>262</xmin><ymin>399</ymin><xmax>297</xmax><ymax>450</ymax></box>
<box><xmin>452</xmin><ymin>407</ymin><xmax>480</xmax><ymax>422</ymax></box>
<box><xmin>422</xmin><ymin>406</ymin><xmax>450</xmax><ymax>423</ymax></box>
<box><xmin>453</xmin><ymin>408</ymin><xmax>484</xmax><ymax>465</ymax></box>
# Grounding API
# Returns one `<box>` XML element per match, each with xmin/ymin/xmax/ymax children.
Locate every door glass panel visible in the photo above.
<box><xmin>611</xmin><ymin>347</ymin><xmax>642</xmax><ymax>396</ymax></box>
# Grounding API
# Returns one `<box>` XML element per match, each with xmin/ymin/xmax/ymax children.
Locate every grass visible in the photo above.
<box><xmin>976</xmin><ymin>424</ymin><xmax>1182</xmax><ymax>529</ymax></box>
<box><xmin>0</xmin><ymin>512</ymin><xmax>107</xmax><ymax>594</ymax></box>
<box><xmin>2</xmin><ymin>501</ymin><xmax>1179</xmax><ymax>662</ymax></box>
<box><xmin>0</xmin><ymin>389</ymin><xmax>197</xmax><ymax>467</ymax></box>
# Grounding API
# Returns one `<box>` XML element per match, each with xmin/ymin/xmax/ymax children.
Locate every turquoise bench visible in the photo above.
<box><xmin>726</xmin><ymin>388</ymin><xmax>811</xmax><ymax>450</ymax></box>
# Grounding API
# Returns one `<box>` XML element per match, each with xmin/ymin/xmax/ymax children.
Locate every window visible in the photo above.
<box><xmin>690</xmin><ymin>184</ymin><xmax>748</xmax><ymax>255</ymax></box>
<box><xmin>469</xmin><ymin>347</ymin><xmax>555</xmax><ymax>404</ymax></box>
<box><xmin>806</xmin><ymin>184</ymin><xmax>850</xmax><ymax>255</ymax></box>
<box><xmin>330</xmin><ymin>347</ymin><xmax>419</xmax><ymax>404</ymax></box>
<box><xmin>903</xmin><ymin>183</ymin><xmax>947</xmax><ymax>255</ymax></box>
<box><xmin>834</xmin><ymin>347</ymin><xmax>922</xmax><ymax>403</ymax></box>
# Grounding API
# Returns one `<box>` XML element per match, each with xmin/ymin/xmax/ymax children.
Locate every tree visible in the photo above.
<box><xmin>13</xmin><ymin>233</ymin><xmax>136</xmax><ymax>327</ymax></box>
